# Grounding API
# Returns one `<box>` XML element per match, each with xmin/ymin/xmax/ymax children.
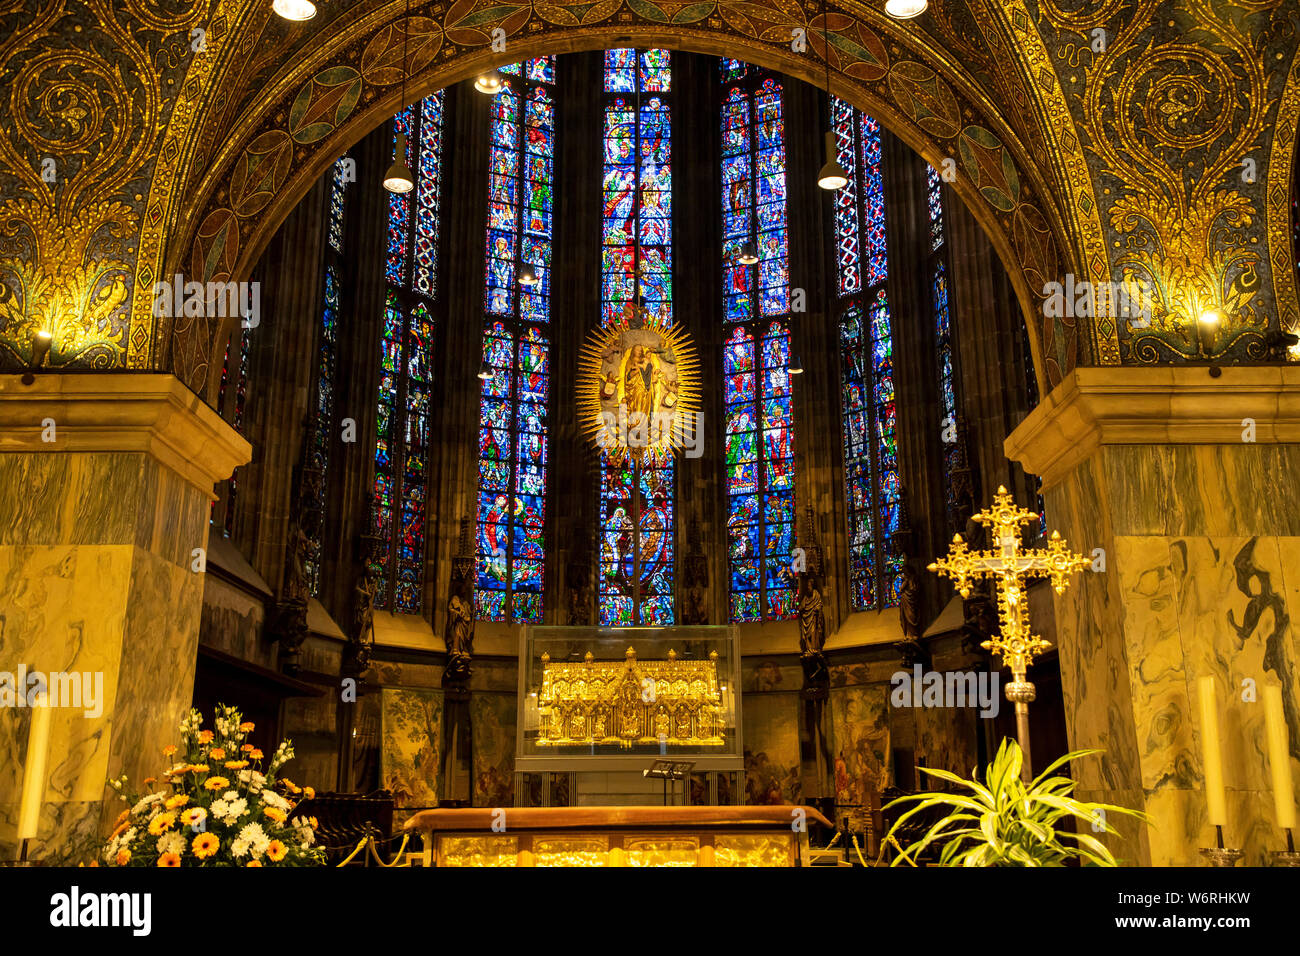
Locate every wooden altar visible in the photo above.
<box><xmin>403</xmin><ymin>805</ymin><xmax>832</xmax><ymax>867</ymax></box>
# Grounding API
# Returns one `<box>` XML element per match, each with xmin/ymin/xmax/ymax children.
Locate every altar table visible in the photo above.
<box><xmin>403</xmin><ymin>805</ymin><xmax>832</xmax><ymax>867</ymax></box>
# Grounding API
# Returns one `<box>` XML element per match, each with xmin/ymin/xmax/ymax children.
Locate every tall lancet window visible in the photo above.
<box><xmin>475</xmin><ymin>58</ymin><xmax>556</xmax><ymax>623</ymax></box>
<box><xmin>597</xmin><ymin>48</ymin><xmax>676</xmax><ymax>627</ymax></box>
<box><xmin>928</xmin><ymin>165</ymin><xmax>964</xmax><ymax>534</ymax></box>
<box><xmin>721</xmin><ymin>59</ymin><xmax>796</xmax><ymax>623</ymax></box>
<box><xmin>305</xmin><ymin>156</ymin><xmax>350</xmax><ymax>596</ymax></box>
<box><xmin>833</xmin><ymin>99</ymin><xmax>901</xmax><ymax>611</ymax></box>
<box><xmin>214</xmin><ymin>328</ymin><xmax>250</xmax><ymax>539</ymax></box>
<box><xmin>368</xmin><ymin>92</ymin><xmax>445</xmax><ymax>613</ymax></box>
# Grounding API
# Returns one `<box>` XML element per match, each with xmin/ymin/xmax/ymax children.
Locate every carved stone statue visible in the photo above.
<box><xmin>896</xmin><ymin>562</ymin><xmax>926</xmax><ymax>666</ymax></box>
<box><xmin>798</xmin><ymin>575</ymin><xmax>829</xmax><ymax>697</ymax></box>
<box><xmin>354</xmin><ymin>574</ymin><xmax>376</xmax><ymax>645</ymax></box>
<box><xmin>444</xmin><ymin>592</ymin><xmax>474</xmax><ymax>682</ymax></box>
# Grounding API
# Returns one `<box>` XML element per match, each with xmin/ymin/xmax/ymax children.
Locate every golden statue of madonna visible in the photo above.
<box><xmin>578</xmin><ymin>301</ymin><xmax>701</xmax><ymax>462</ymax></box>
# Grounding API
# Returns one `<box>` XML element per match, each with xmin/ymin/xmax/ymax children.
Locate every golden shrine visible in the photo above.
<box><xmin>537</xmin><ymin>647</ymin><xmax>725</xmax><ymax>747</ymax></box>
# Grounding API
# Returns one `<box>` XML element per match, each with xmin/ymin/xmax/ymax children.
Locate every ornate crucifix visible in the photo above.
<box><xmin>927</xmin><ymin>486</ymin><xmax>1089</xmax><ymax>780</ymax></box>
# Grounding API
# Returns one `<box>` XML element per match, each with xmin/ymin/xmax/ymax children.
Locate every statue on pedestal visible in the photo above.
<box><xmin>796</xmin><ymin>506</ymin><xmax>828</xmax><ymax>699</ymax></box>
<box><xmin>897</xmin><ymin>562</ymin><xmax>926</xmax><ymax>668</ymax></box>
<box><xmin>443</xmin><ymin>517</ymin><xmax>475</xmax><ymax>688</ymax></box>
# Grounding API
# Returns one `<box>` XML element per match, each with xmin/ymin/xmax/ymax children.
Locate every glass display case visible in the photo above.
<box><xmin>516</xmin><ymin>625</ymin><xmax>742</xmax><ymax>772</ymax></box>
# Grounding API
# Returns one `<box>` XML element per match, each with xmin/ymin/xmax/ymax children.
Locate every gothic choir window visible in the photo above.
<box><xmin>475</xmin><ymin>58</ymin><xmax>556</xmax><ymax>623</ymax></box>
<box><xmin>928</xmin><ymin>165</ymin><xmax>965</xmax><ymax>535</ymax></box>
<box><xmin>721</xmin><ymin>59</ymin><xmax>797</xmax><ymax>623</ymax></box>
<box><xmin>367</xmin><ymin>92</ymin><xmax>445</xmax><ymax>613</ymax></box>
<box><xmin>597</xmin><ymin>49</ymin><xmax>676</xmax><ymax>627</ymax></box>
<box><xmin>832</xmin><ymin>99</ymin><xmax>901</xmax><ymax>611</ymax></box>
<box><xmin>214</xmin><ymin>328</ymin><xmax>250</xmax><ymax>539</ymax></box>
<box><xmin>304</xmin><ymin>157</ymin><xmax>349</xmax><ymax>596</ymax></box>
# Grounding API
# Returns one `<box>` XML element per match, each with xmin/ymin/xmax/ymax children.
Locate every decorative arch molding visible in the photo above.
<box><xmin>161</xmin><ymin>0</ymin><xmax>1082</xmax><ymax>399</ymax></box>
<box><xmin>1267</xmin><ymin>44</ymin><xmax>1300</xmax><ymax>344</ymax></box>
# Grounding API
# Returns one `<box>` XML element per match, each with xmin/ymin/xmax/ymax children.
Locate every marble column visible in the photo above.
<box><xmin>1006</xmin><ymin>367</ymin><xmax>1300</xmax><ymax>865</ymax></box>
<box><xmin>0</xmin><ymin>374</ymin><xmax>249</xmax><ymax>862</ymax></box>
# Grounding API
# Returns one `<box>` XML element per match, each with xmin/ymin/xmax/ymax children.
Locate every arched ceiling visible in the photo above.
<box><xmin>0</xmin><ymin>0</ymin><xmax>1295</xmax><ymax>392</ymax></box>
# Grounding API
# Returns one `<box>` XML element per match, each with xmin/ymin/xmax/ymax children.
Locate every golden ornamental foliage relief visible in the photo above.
<box><xmin>1040</xmin><ymin>0</ymin><xmax>1291</xmax><ymax>363</ymax></box>
<box><xmin>0</xmin><ymin>0</ymin><xmax>211</xmax><ymax>370</ymax></box>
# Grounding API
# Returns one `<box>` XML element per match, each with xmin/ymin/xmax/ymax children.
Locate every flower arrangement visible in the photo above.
<box><xmin>98</xmin><ymin>704</ymin><xmax>325</xmax><ymax>867</ymax></box>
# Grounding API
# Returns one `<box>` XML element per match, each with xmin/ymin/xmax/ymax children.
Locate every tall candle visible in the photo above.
<box><xmin>1263</xmin><ymin>685</ymin><xmax>1297</xmax><ymax>831</ymax></box>
<box><xmin>16</xmin><ymin>691</ymin><xmax>51</xmax><ymax>842</ymax></box>
<box><xmin>1198</xmin><ymin>676</ymin><xmax>1228</xmax><ymax>828</ymax></box>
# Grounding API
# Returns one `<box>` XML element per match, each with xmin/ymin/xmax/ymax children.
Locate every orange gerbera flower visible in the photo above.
<box><xmin>263</xmin><ymin>807</ymin><xmax>286</xmax><ymax>823</ymax></box>
<box><xmin>190</xmin><ymin>764</ymin><xmax>210</xmax><ymax>773</ymax></box>
<box><xmin>224</xmin><ymin>760</ymin><xmax>249</xmax><ymax>770</ymax></box>
<box><xmin>163</xmin><ymin>745</ymin><xmax>177</xmax><ymax>756</ymax></box>
<box><xmin>148</xmin><ymin>812</ymin><xmax>176</xmax><ymax>835</ymax></box>
<box><xmin>192</xmin><ymin>833</ymin><xmax>219</xmax><ymax>859</ymax></box>
<box><xmin>115</xmin><ymin>849</ymin><xmax>131</xmax><ymax>866</ymax></box>
<box><xmin>203</xmin><ymin>776</ymin><xmax>230</xmax><ymax>791</ymax></box>
<box><xmin>181</xmin><ymin>808</ymin><xmax>206</xmax><ymax>827</ymax></box>
<box><xmin>246</xmin><ymin>860</ymin><xmax>262</xmax><ymax>867</ymax></box>
<box><xmin>266</xmin><ymin>840</ymin><xmax>287</xmax><ymax>862</ymax></box>
<box><xmin>239</xmin><ymin>722</ymin><xmax>255</xmax><ymax>733</ymax></box>
<box><xmin>165</xmin><ymin>794</ymin><xmax>189</xmax><ymax>810</ymax></box>
<box><xmin>143</xmin><ymin>777</ymin><xmax>157</xmax><ymax>787</ymax></box>
<box><xmin>250</xmin><ymin>749</ymin><xmax>264</xmax><ymax>760</ymax></box>
<box><xmin>209</xmin><ymin>748</ymin><xmax>226</xmax><ymax>761</ymax></box>
<box><xmin>304</xmin><ymin>786</ymin><xmax>315</xmax><ymax>800</ymax></box>
<box><xmin>157</xmin><ymin>853</ymin><xmax>181</xmax><ymax>867</ymax></box>
<box><xmin>241</xmin><ymin>744</ymin><xmax>254</xmax><ymax>753</ymax></box>
<box><xmin>198</xmin><ymin>730</ymin><xmax>214</xmax><ymax>744</ymax></box>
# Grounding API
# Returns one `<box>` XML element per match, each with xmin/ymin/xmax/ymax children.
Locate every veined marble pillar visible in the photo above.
<box><xmin>0</xmin><ymin>374</ymin><xmax>249</xmax><ymax>862</ymax></box>
<box><xmin>1006</xmin><ymin>367</ymin><xmax>1300</xmax><ymax>866</ymax></box>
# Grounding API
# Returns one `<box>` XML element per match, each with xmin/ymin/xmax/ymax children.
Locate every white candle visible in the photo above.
<box><xmin>17</xmin><ymin>691</ymin><xmax>52</xmax><ymax>842</ymax></box>
<box><xmin>1263</xmin><ymin>685</ymin><xmax>1296</xmax><ymax>831</ymax></box>
<box><xmin>1197</xmin><ymin>676</ymin><xmax>1228</xmax><ymax>829</ymax></box>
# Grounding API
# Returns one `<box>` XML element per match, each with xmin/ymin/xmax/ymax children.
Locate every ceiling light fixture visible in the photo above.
<box><xmin>477</xmin><ymin>362</ymin><xmax>493</xmax><ymax>381</ymax></box>
<box><xmin>884</xmin><ymin>0</ymin><xmax>928</xmax><ymax>18</ymax></box>
<box><xmin>1199</xmin><ymin>309</ymin><xmax>1221</xmax><ymax>327</ymax></box>
<box><xmin>383</xmin><ymin>132</ymin><xmax>415</xmax><ymax>193</ymax></box>
<box><xmin>817</xmin><ymin>131</ymin><xmax>848</xmax><ymax>191</ymax></box>
<box><xmin>272</xmin><ymin>0</ymin><xmax>317</xmax><ymax>21</ymax></box>
<box><xmin>738</xmin><ymin>241</ymin><xmax>759</xmax><ymax>266</ymax></box>
<box><xmin>518</xmin><ymin>263</ymin><xmax>538</xmax><ymax>286</ymax></box>
<box><xmin>817</xmin><ymin>0</ymin><xmax>846</xmax><ymax>192</ymax></box>
<box><xmin>384</xmin><ymin>0</ymin><xmax>415</xmax><ymax>194</ymax></box>
<box><xmin>475</xmin><ymin>69</ymin><xmax>503</xmax><ymax>95</ymax></box>
<box><xmin>789</xmin><ymin>355</ymin><xmax>804</xmax><ymax>375</ymax></box>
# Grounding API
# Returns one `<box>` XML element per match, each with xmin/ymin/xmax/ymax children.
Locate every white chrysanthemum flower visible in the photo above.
<box><xmin>226</xmin><ymin>797</ymin><xmax>248</xmax><ymax>818</ymax></box>
<box><xmin>209</xmin><ymin>799</ymin><xmax>229</xmax><ymax>819</ymax></box>
<box><xmin>132</xmin><ymin>793</ymin><xmax>163</xmax><ymax>815</ymax></box>
<box><xmin>156</xmin><ymin>831</ymin><xmax>185</xmax><ymax>856</ymax></box>
<box><xmin>230</xmin><ymin>838</ymin><xmax>249</xmax><ymax>858</ymax></box>
<box><xmin>238</xmin><ymin>821</ymin><xmax>269</xmax><ymax>855</ymax></box>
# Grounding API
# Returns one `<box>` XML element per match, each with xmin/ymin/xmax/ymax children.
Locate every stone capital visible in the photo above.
<box><xmin>0</xmin><ymin>373</ymin><xmax>251</xmax><ymax>495</ymax></box>
<box><xmin>1005</xmin><ymin>366</ymin><xmax>1300</xmax><ymax>488</ymax></box>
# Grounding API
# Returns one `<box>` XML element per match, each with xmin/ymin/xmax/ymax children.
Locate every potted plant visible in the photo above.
<box><xmin>881</xmin><ymin>738</ymin><xmax>1148</xmax><ymax>866</ymax></box>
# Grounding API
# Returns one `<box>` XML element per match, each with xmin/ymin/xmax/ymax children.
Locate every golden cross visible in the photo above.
<box><xmin>927</xmin><ymin>486</ymin><xmax>1089</xmax><ymax>778</ymax></box>
<box><xmin>928</xmin><ymin>485</ymin><xmax>1089</xmax><ymax>681</ymax></box>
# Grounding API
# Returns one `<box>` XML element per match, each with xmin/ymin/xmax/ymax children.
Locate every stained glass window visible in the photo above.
<box><xmin>476</xmin><ymin>59</ymin><xmax>555</xmax><ymax>623</ymax></box>
<box><xmin>927</xmin><ymin>163</ymin><xmax>944</xmax><ymax>253</ymax></box>
<box><xmin>328</xmin><ymin>155</ymin><xmax>349</xmax><ymax>253</ymax></box>
<box><xmin>597</xmin><ymin>49</ymin><xmax>677</xmax><ymax>627</ymax></box>
<box><xmin>927</xmin><ymin>163</ymin><xmax>967</xmax><ymax>535</ymax></box>
<box><xmin>834</xmin><ymin>99</ymin><xmax>901</xmax><ymax>609</ymax></box>
<box><xmin>304</xmin><ymin>263</ymin><xmax>340</xmax><ymax>595</ymax></box>
<box><xmin>214</xmin><ymin>328</ymin><xmax>250</xmax><ymax>539</ymax></box>
<box><xmin>722</xmin><ymin>63</ymin><xmax>796</xmax><ymax>622</ymax></box>
<box><xmin>369</xmin><ymin>93</ymin><xmax>446</xmax><ymax>613</ymax></box>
